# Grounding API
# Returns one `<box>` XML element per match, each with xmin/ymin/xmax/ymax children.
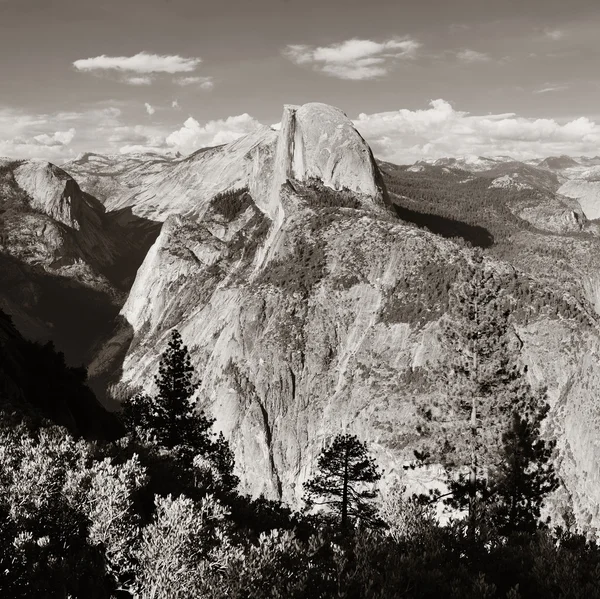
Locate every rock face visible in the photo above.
<box><xmin>63</xmin><ymin>103</ymin><xmax>387</xmax><ymax>222</ymax></box>
<box><xmin>509</xmin><ymin>192</ymin><xmax>586</xmax><ymax>234</ymax></box>
<box><xmin>282</xmin><ymin>103</ymin><xmax>387</xmax><ymax>202</ymax></box>
<box><xmin>86</xmin><ymin>104</ymin><xmax>600</xmax><ymax>536</ymax></box>
<box><xmin>12</xmin><ymin>160</ymin><xmax>99</xmax><ymax>230</ymax></box>
<box><xmin>1</xmin><ymin>158</ymin><xmax>134</xmax><ymax>278</ymax></box>
<box><xmin>64</xmin><ymin>130</ymin><xmax>279</xmax><ymax>222</ymax></box>
<box><xmin>7</xmin><ymin>104</ymin><xmax>600</xmax><ymax>535</ymax></box>
<box><xmin>559</xmin><ymin>179</ymin><xmax>600</xmax><ymax>219</ymax></box>
<box><xmin>95</xmin><ymin>176</ymin><xmax>600</xmax><ymax>531</ymax></box>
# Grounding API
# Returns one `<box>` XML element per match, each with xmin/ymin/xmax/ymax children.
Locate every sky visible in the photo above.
<box><xmin>2</xmin><ymin>0</ymin><xmax>600</xmax><ymax>163</ymax></box>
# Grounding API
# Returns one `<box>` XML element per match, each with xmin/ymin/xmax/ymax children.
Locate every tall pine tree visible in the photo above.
<box><xmin>303</xmin><ymin>433</ymin><xmax>381</xmax><ymax>533</ymax></box>
<box><xmin>122</xmin><ymin>330</ymin><xmax>237</xmax><ymax>492</ymax></box>
<box><xmin>489</xmin><ymin>389</ymin><xmax>558</xmax><ymax>534</ymax></box>
<box><xmin>436</xmin><ymin>252</ymin><xmax>518</xmax><ymax>537</ymax></box>
<box><xmin>153</xmin><ymin>329</ymin><xmax>202</xmax><ymax>448</ymax></box>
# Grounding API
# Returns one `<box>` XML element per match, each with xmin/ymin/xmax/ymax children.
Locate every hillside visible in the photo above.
<box><xmin>4</xmin><ymin>104</ymin><xmax>600</xmax><ymax>534</ymax></box>
<box><xmin>0</xmin><ymin>308</ymin><xmax>118</xmax><ymax>438</ymax></box>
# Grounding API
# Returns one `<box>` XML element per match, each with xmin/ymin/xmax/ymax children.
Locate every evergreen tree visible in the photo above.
<box><xmin>304</xmin><ymin>433</ymin><xmax>381</xmax><ymax>532</ymax></box>
<box><xmin>489</xmin><ymin>392</ymin><xmax>558</xmax><ymax>534</ymax></box>
<box><xmin>122</xmin><ymin>330</ymin><xmax>238</xmax><ymax>492</ymax></box>
<box><xmin>153</xmin><ymin>329</ymin><xmax>202</xmax><ymax>447</ymax></box>
<box><xmin>436</xmin><ymin>252</ymin><xmax>518</xmax><ymax>537</ymax></box>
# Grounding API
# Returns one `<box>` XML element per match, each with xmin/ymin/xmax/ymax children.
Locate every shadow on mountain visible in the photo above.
<box><xmin>0</xmin><ymin>253</ymin><xmax>122</xmax><ymax>367</ymax></box>
<box><xmin>0</xmin><ymin>309</ymin><xmax>122</xmax><ymax>439</ymax></box>
<box><xmin>391</xmin><ymin>202</ymin><xmax>494</xmax><ymax>248</ymax></box>
<box><xmin>100</xmin><ymin>205</ymin><xmax>162</xmax><ymax>291</ymax></box>
<box><xmin>87</xmin><ymin>315</ymin><xmax>135</xmax><ymax>411</ymax></box>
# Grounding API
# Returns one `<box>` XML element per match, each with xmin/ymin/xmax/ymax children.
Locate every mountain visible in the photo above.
<box><xmin>63</xmin><ymin>104</ymin><xmax>386</xmax><ymax>224</ymax></box>
<box><xmin>419</xmin><ymin>155</ymin><xmax>515</xmax><ymax>172</ymax></box>
<box><xmin>383</xmin><ymin>159</ymin><xmax>588</xmax><ymax>237</ymax></box>
<box><xmin>420</xmin><ymin>153</ymin><xmax>600</xmax><ymax>223</ymax></box>
<box><xmin>4</xmin><ymin>105</ymin><xmax>600</xmax><ymax>533</ymax></box>
<box><xmin>0</xmin><ymin>158</ymin><xmax>160</xmax><ymax>366</ymax></box>
<box><xmin>66</xmin><ymin>104</ymin><xmax>600</xmax><ymax>534</ymax></box>
<box><xmin>557</xmin><ymin>165</ymin><xmax>600</xmax><ymax>220</ymax></box>
<box><xmin>538</xmin><ymin>155</ymin><xmax>581</xmax><ymax>170</ymax></box>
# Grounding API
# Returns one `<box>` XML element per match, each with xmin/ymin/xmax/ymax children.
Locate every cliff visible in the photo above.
<box><xmin>0</xmin><ymin>159</ymin><xmax>159</xmax><ymax>365</ymax></box>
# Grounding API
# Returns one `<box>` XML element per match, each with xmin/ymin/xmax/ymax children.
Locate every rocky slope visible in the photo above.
<box><xmin>5</xmin><ymin>106</ymin><xmax>600</xmax><ymax>535</ymax></box>
<box><xmin>559</xmin><ymin>178</ymin><xmax>600</xmax><ymax>220</ymax></box>
<box><xmin>0</xmin><ymin>158</ymin><xmax>160</xmax><ymax>364</ymax></box>
<box><xmin>86</xmin><ymin>105</ymin><xmax>600</xmax><ymax>535</ymax></box>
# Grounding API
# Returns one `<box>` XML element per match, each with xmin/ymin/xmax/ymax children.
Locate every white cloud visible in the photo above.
<box><xmin>0</xmin><ymin>105</ymin><xmax>125</xmax><ymax>161</ymax></box>
<box><xmin>73</xmin><ymin>52</ymin><xmax>201</xmax><ymax>74</ymax></box>
<box><xmin>119</xmin><ymin>144</ymin><xmax>168</xmax><ymax>155</ymax></box>
<box><xmin>174</xmin><ymin>76</ymin><xmax>214</xmax><ymax>90</ymax></box>
<box><xmin>354</xmin><ymin>99</ymin><xmax>600</xmax><ymax>163</ymax></box>
<box><xmin>172</xmin><ymin>100</ymin><xmax>180</xmax><ymax>110</ymax></box>
<box><xmin>126</xmin><ymin>76</ymin><xmax>153</xmax><ymax>86</ymax></box>
<box><xmin>145</xmin><ymin>103</ymin><xmax>156</xmax><ymax>116</ymax></box>
<box><xmin>0</xmin><ymin>127</ymin><xmax>77</xmax><ymax>160</ymax></box>
<box><xmin>456</xmin><ymin>49</ymin><xmax>491</xmax><ymax>63</ymax></box>
<box><xmin>534</xmin><ymin>84</ymin><xmax>569</xmax><ymax>94</ymax></box>
<box><xmin>166</xmin><ymin>113</ymin><xmax>263</xmax><ymax>154</ymax></box>
<box><xmin>284</xmin><ymin>37</ymin><xmax>420</xmax><ymax>80</ymax></box>
<box><xmin>544</xmin><ymin>28</ymin><xmax>565</xmax><ymax>40</ymax></box>
<box><xmin>33</xmin><ymin>128</ymin><xmax>76</xmax><ymax>147</ymax></box>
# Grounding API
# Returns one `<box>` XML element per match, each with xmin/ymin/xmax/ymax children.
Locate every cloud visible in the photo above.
<box><xmin>172</xmin><ymin>100</ymin><xmax>180</xmax><ymax>110</ymax></box>
<box><xmin>73</xmin><ymin>52</ymin><xmax>201</xmax><ymax>74</ymax></box>
<box><xmin>165</xmin><ymin>113</ymin><xmax>263</xmax><ymax>154</ymax></box>
<box><xmin>33</xmin><ymin>128</ymin><xmax>76</xmax><ymax>147</ymax></box>
<box><xmin>145</xmin><ymin>102</ymin><xmax>156</xmax><ymax>116</ymax></box>
<box><xmin>174</xmin><ymin>76</ymin><xmax>214</xmax><ymax>90</ymax></box>
<box><xmin>119</xmin><ymin>144</ymin><xmax>169</xmax><ymax>155</ymax></box>
<box><xmin>354</xmin><ymin>99</ymin><xmax>600</xmax><ymax>163</ymax></box>
<box><xmin>0</xmin><ymin>104</ymin><xmax>124</xmax><ymax>161</ymax></box>
<box><xmin>455</xmin><ymin>49</ymin><xmax>491</xmax><ymax>63</ymax></box>
<box><xmin>534</xmin><ymin>84</ymin><xmax>569</xmax><ymax>94</ymax></box>
<box><xmin>283</xmin><ymin>37</ymin><xmax>420</xmax><ymax>80</ymax></box>
<box><xmin>0</xmin><ymin>126</ymin><xmax>76</xmax><ymax>160</ymax></box>
<box><xmin>0</xmin><ymin>103</ymin><xmax>265</xmax><ymax>161</ymax></box>
<box><xmin>126</xmin><ymin>76</ymin><xmax>153</xmax><ymax>86</ymax></box>
<box><xmin>544</xmin><ymin>28</ymin><xmax>564</xmax><ymax>41</ymax></box>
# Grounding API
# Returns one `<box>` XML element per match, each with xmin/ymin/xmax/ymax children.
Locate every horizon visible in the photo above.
<box><xmin>3</xmin><ymin>0</ymin><xmax>600</xmax><ymax>163</ymax></box>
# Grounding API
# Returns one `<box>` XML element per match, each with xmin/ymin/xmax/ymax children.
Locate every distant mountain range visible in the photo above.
<box><xmin>417</xmin><ymin>153</ymin><xmax>600</xmax><ymax>172</ymax></box>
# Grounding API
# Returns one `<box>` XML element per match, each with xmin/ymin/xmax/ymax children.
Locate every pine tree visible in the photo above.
<box><xmin>153</xmin><ymin>330</ymin><xmax>202</xmax><ymax>448</ymax></box>
<box><xmin>122</xmin><ymin>330</ymin><xmax>238</xmax><ymax>492</ymax></box>
<box><xmin>303</xmin><ymin>433</ymin><xmax>380</xmax><ymax>532</ymax></box>
<box><xmin>489</xmin><ymin>391</ymin><xmax>558</xmax><ymax>534</ymax></box>
<box><xmin>436</xmin><ymin>252</ymin><xmax>518</xmax><ymax>537</ymax></box>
